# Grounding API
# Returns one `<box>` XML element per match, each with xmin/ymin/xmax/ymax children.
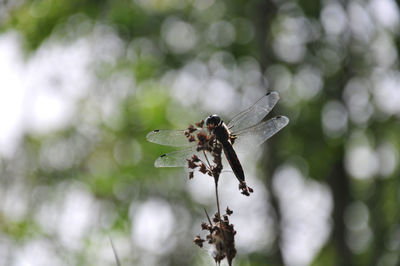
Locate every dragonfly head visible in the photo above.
<box><xmin>205</xmin><ymin>114</ymin><xmax>222</xmax><ymax>131</ymax></box>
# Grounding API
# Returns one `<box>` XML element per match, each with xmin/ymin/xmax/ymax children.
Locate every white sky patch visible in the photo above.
<box><xmin>321</xmin><ymin>3</ymin><xmax>348</xmax><ymax>36</ymax></box>
<box><xmin>56</xmin><ymin>183</ymin><xmax>98</xmax><ymax>249</ymax></box>
<box><xmin>372</xmin><ymin>70</ymin><xmax>400</xmax><ymax>116</ymax></box>
<box><xmin>347</xmin><ymin>145</ymin><xmax>379</xmax><ymax>179</ymax></box>
<box><xmin>0</xmin><ymin>32</ymin><xmax>26</xmax><ymax>157</ymax></box>
<box><xmin>293</xmin><ymin>65</ymin><xmax>323</xmax><ymax>101</ymax></box>
<box><xmin>162</xmin><ymin>17</ymin><xmax>197</xmax><ymax>54</ymax></box>
<box><xmin>368</xmin><ymin>0</ymin><xmax>400</xmax><ymax>30</ymax></box>
<box><xmin>322</xmin><ymin>100</ymin><xmax>348</xmax><ymax>138</ymax></box>
<box><xmin>273</xmin><ymin>164</ymin><xmax>332</xmax><ymax>266</ymax></box>
<box><xmin>203</xmin><ymin>77</ymin><xmax>237</xmax><ymax>113</ymax></box>
<box><xmin>33</xmin><ymin>182</ymin><xmax>98</xmax><ymax>251</ymax></box>
<box><xmin>0</xmin><ymin>25</ymin><xmax>125</xmax><ymax>157</ymax></box>
<box><xmin>219</xmin><ymin>174</ymin><xmax>275</xmax><ymax>253</ymax></box>
<box><xmin>130</xmin><ymin>198</ymin><xmax>177</xmax><ymax>255</ymax></box>
<box><xmin>171</xmin><ymin>68</ymin><xmax>205</xmax><ymax>108</ymax></box>
<box><xmin>186</xmin><ymin>169</ymin><xmax>216</xmax><ymax>204</ymax></box>
<box><xmin>343</xmin><ymin>78</ymin><xmax>373</xmax><ymax>125</ymax></box>
<box><xmin>14</xmin><ymin>239</ymin><xmax>64</xmax><ymax>266</ymax></box>
<box><xmin>376</xmin><ymin>142</ymin><xmax>398</xmax><ymax>177</ymax></box>
<box><xmin>272</xmin><ymin>16</ymin><xmax>308</xmax><ymax>63</ymax></box>
<box><xmin>23</xmin><ymin>36</ymin><xmax>94</xmax><ymax>134</ymax></box>
<box><xmin>2</xmin><ymin>179</ymin><xmax>29</xmax><ymax>222</ymax></box>
<box><xmin>348</xmin><ymin>1</ymin><xmax>375</xmax><ymax>43</ymax></box>
<box><xmin>0</xmin><ymin>31</ymin><xmax>92</xmax><ymax>155</ymax></box>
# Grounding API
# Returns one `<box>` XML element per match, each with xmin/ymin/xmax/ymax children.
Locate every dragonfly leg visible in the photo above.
<box><xmin>229</xmin><ymin>135</ymin><xmax>237</xmax><ymax>145</ymax></box>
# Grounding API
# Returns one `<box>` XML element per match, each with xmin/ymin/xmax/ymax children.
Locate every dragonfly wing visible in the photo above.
<box><xmin>228</xmin><ymin>91</ymin><xmax>280</xmax><ymax>134</ymax></box>
<box><xmin>233</xmin><ymin>116</ymin><xmax>289</xmax><ymax>152</ymax></box>
<box><xmin>146</xmin><ymin>129</ymin><xmax>198</xmax><ymax>147</ymax></box>
<box><xmin>154</xmin><ymin>146</ymin><xmax>205</xmax><ymax>168</ymax></box>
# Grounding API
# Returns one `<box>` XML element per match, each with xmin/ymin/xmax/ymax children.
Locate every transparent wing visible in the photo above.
<box><xmin>154</xmin><ymin>146</ymin><xmax>205</xmax><ymax>168</ymax></box>
<box><xmin>233</xmin><ymin>116</ymin><xmax>289</xmax><ymax>152</ymax></box>
<box><xmin>146</xmin><ymin>129</ymin><xmax>204</xmax><ymax>147</ymax></box>
<box><xmin>228</xmin><ymin>91</ymin><xmax>280</xmax><ymax>134</ymax></box>
<box><xmin>151</xmin><ymin>116</ymin><xmax>289</xmax><ymax>167</ymax></box>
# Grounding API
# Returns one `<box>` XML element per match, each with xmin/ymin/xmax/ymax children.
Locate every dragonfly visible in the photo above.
<box><xmin>146</xmin><ymin>91</ymin><xmax>289</xmax><ymax>184</ymax></box>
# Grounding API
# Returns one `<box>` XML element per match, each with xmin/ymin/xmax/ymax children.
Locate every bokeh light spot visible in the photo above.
<box><xmin>322</xmin><ymin>101</ymin><xmax>348</xmax><ymax>138</ymax></box>
<box><xmin>162</xmin><ymin>18</ymin><xmax>197</xmax><ymax>54</ymax></box>
<box><xmin>131</xmin><ymin>199</ymin><xmax>176</xmax><ymax>254</ymax></box>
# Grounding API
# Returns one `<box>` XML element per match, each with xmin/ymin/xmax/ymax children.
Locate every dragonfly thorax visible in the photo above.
<box><xmin>205</xmin><ymin>115</ymin><xmax>231</xmax><ymax>145</ymax></box>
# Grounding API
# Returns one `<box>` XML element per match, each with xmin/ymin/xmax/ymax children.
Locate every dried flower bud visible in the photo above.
<box><xmin>199</xmin><ymin>163</ymin><xmax>208</xmax><ymax>174</ymax></box>
<box><xmin>212</xmin><ymin>213</ymin><xmax>220</xmax><ymax>223</ymax></box>
<box><xmin>226</xmin><ymin>207</ymin><xmax>233</xmax><ymax>215</ymax></box>
<box><xmin>191</xmin><ymin>155</ymin><xmax>200</xmax><ymax>162</ymax></box>
<box><xmin>193</xmin><ymin>235</ymin><xmax>205</xmax><ymax>248</ymax></box>
<box><xmin>197</xmin><ymin>132</ymin><xmax>208</xmax><ymax>143</ymax></box>
<box><xmin>187</xmin><ymin>124</ymin><xmax>197</xmax><ymax>133</ymax></box>
<box><xmin>211</xmin><ymin>222</ymin><xmax>237</xmax><ymax>265</ymax></box>
<box><xmin>195</xmin><ymin>120</ymin><xmax>204</xmax><ymax>128</ymax></box>
<box><xmin>187</xmin><ymin>159</ymin><xmax>198</xmax><ymax>169</ymax></box>
<box><xmin>201</xmin><ymin>222</ymin><xmax>209</xmax><ymax>230</ymax></box>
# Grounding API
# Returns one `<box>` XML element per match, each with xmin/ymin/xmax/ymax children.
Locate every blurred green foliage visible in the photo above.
<box><xmin>1</xmin><ymin>0</ymin><xmax>400</xmax><ymax>265</ymax></box>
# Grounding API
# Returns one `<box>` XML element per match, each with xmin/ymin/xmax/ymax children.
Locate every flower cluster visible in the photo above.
<box><xmin>194</xmin><ymin>208</ymin><xmax>237</xmax><ymax>266</ymax></box>
<box><xmin>185</xmin><ymin>120</ymin><xmax>250</xmax><ymax>265</ymax></box>
<box><xmin>184</xmin><ymin>121</ymin><xmax>223</xmax><ymax>183</ymax></box>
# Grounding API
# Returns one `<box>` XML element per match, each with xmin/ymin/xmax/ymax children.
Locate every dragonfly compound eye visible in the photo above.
<box><xmin>206</xmin><ymin>115</ymin><xmax>221</xmax><ymax>126</ymax></box>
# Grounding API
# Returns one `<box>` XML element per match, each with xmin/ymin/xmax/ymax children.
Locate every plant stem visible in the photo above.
<box><xmin>203</xmin><ymin>150</ymin><xmax>212</xmax><ymax>168</ymax></box>
<box><xmin>203</xmin><ymin>150</ymin><xmax>221</xmax><ymax>220</ymax></box>
<box><xmin>215</xmin><ymin>177</ymin><xmax>221</xmax><ymax>219</ymax></box>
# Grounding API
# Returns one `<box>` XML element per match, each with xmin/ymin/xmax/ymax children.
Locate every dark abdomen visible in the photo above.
<box><xmin>222</xmin><ymin>141</ymin><xmax>245</xmax><ymax>183</ymax></box>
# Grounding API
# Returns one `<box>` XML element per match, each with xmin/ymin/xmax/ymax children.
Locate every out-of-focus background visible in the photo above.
<box><xmin>0</xmin><ymin>0</ymin><xmax>399</xmax><ymax>265</ymax></box>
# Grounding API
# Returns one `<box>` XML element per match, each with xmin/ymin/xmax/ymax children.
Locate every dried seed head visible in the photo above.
<box><xmin>187</xmin><ymin>159</ymin><xmax>198</xmax><ymax>169</ymax></box>
<box><xmin>187</xmin><ymin>124</ymin><xmax>197</xmax><ymax>133</ymax></box>
<box><xmin>187</xmin><ymin>118</ymin><xmax>242</xmax><ymax>265</ymax></box>
<box><xmin>191</xmin><ymin>154</ymin><xmax>200</xmax><ymax>162</ymax></box>
<box><xmin>212</xmin><ymin>213</ymin><xmax>220</xmax><ymax>223</ymax></box>
<box><xmin>210</xmin><ymin>221</ymin><xmax>237</xmax><ymax>265</ymax></box>
<box><xmin>223</xmin><ymin>215</ymin><xmax>229</xmax><ymax>222</ymax></box>
<box><xmin>197</xmin><ymin>131</ymin><xmax>208</xmax><ymax>143</ymax></box>
<box><xmin>193</xmin><ymin>235</ymin><xmax>205</xmax><ymax>248</ymax></box>
<box><xmin>199</xmin><ymin>163</ymin><xmax>208</xmax><ymax>174</ymax></box>
<box><xmin>195</xmin><ymin>207</ymin><xmax>237</xmax><ymax>266</ymax></box>
<box><xmin>195</xmin><ymin>120</ymin><xmax>204</xmax><ymax>128</ymax></box>
<box><xmin>201</xmin><ymin>222</ymin><xmax>209</xmax><ymax>230</ymax></box>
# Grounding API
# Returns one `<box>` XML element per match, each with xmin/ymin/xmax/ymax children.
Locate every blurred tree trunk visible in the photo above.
<box><xmin>368</xmin><ymin>178</ymin><xmax>385</xmax><ymax>266</ymax></box>
<box><xmin>327</xmin><ymin>157</ymin><xmax>353</xmax><ymax>266</ymax></box>
<box><xmin>255</xmin><ymin>0</ymin><xmax>285</xmax><ymax>265</ymax></box>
